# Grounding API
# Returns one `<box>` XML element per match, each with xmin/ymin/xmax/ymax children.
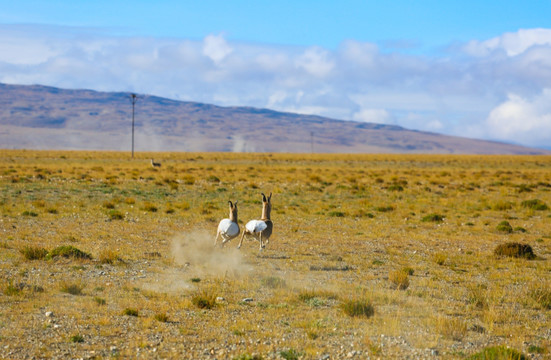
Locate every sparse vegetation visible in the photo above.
<box><xmin>1</xmin><ymin>150</ymin><xmax>551</xmax><ymax>359</ymax></box>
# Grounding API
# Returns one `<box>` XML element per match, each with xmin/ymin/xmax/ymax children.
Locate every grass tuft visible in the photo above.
<box><xmin>528</xmin><ymin>283</ymin><xmax>551</xmax><ymax>309</ymax></box>
<box><xmin>191</xmin><ymin>288</ymin><xmax>217</xmax><ymax>310</ymax></box>
<box><xmin>496</xmin><ymin>220</ymin><xmax>513</xmax><ymax>233</ymax></box>
<box><xmin>389</xmin><ymin>269</ymin><xmax>410</xmax><ymax>290</ymax></box>
<box><xmin>468</xmin><ymin>345</ymin><xmax>527</xmax><ymax>360</ymax></box>
<box><xmin>422</xmin><ymin>213</ymin><xmax>444</xmax><ymax>222</ymax></box>
<box><xmin>521</xmin><ymin>199</ymin><xmax>548</xmax><ymax>211</ymax></box>
<box><xmin>123</xmin><ymin>308</ymin><xmax>139</xmax><ymax>317</ymax></box>
<box><xmin>341</xmin><ymin>298</ymin><xmax>374</xmax><ymax>318</ymax></box>
<box><xmin>494</xmin><ymin>242</ymin><xmax>536</xmax><ymax>259</ymax></box>
<box><xmin>20</xmin><ymin>246</ymin><xmax>48</xmax><ymax>260</ymax></box>
<box><xmin>60</xmin><ymin>282</ymin><xmax>84</xmax><ymax>295</ymax></box>
<box><xmin>70</xmin><ymin>334</ymin><xmax>84</xmax><ymax>343</ymax></box>
<box><xmin>48</xmin><ymin>245</ymin><xmax>92</xmax><ymax>260</ymax></box>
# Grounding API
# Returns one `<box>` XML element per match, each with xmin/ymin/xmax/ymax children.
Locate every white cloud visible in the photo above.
<box><xmin>484</xmin><ymin>90</ymin><xmax>551</xmax><ymax>146</ymax></box>
<box><xmin>464</xmin><ymin>28</ymin><xmax>551</xmax><ymax>57</ymax></box>
<box><xmin>352</xmin><ymin>108</ymin><xmax>392</xmax><ymax>124</ymax></box>
<box><xmin>1</xmin><ymin>25</ymin><xmax>551</xmax><ymax>149</ymax></box>
<box><xmin>202</xmin><ymin>34</ymin><xmax>233</xmax><ymax>63</ymax></box>
<box><xmin>295</xmin><ymin>46</ymin><xmax>334</xmax><ymax>77</ymax></box>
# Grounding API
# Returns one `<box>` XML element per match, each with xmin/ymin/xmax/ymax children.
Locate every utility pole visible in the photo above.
<box><xmin>130</xmin><ymin>93</ymin><xmax>138</xmax><ymax>158</ymax></box>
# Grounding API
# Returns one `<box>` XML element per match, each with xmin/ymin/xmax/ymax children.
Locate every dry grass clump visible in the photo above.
<box><xmin>436</xmin><ymin>315</ymin><xmax>467</xmax><ymax>341</ymax></box>
<box><xmin>98</xmin><ymin>249</ymin><xmax>123</xmax><ymax>264</ymax></box>
<box><xmin>528</xmin><ymin>283</ymin><xmax>551</xmax><ymax>309</ymax></box>
<box><xmin>48</xmin><ymin>245</ymin><xmax>92</xmax><ymax>260</ymax></box>
<box><xmin>389</xmin><ymin>268</ymin><xmax>411</xmax><ymax>290</ymax></box>
<box><xmin>340</xmin><ymin>298</ymin><xmax>374</xmax><ymax>318</ymax></box>
<box><xmin>467</xmin><ymin>345</ymin><xmax>527</xmax><ymax>360</ymax></box>
<box><xmin>154</xmin><ymin>312</ymin><xmax>169</xmax><ymax>322</ymax></box>
<box><xmin>20</xmin><ymin>246</ymin><xmax>48</xmax><ymax>260</ymax></box>
<box><xmin>60</xmin><ymin>282</ymin><xmax>84</xmax><ymax>295</ymax></box>
<box><xmin>123</xmin><ymin>308</ymin><xmax>139</xmax><ymax>317</ymax></box>
<box><xmin>191</xmin><ymin>288</ymin><xmax>217</xmax><ymax>310</ymax></box>
<box><xmin>494</xmin><ymin>242</ymin><xmax>536</xmax><ymax>259</ymax></box>
<box><xmin>422</xmin><ymin>213</ymin><xmax>444</xmax><ymax>222</ymax></box>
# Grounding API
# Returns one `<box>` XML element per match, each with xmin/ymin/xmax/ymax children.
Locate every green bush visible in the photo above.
<box><xmin>48</xmin><ymin>245</ymin><xmax>92</xmax><ymax>260</ymax></box>
<box><xmin>496</xmin><ymin>221</ymin><xmax>513</xmax><ymax>233</ymax></box>
<box><xmin>521</xmin><ymin>199</ymin><xmax>548</xmax><ymax>211</ymax></box>
<box><xmin>468</xmin><ymin>345</ymin><xmax>527</xmax><ymax>360</ymax></box>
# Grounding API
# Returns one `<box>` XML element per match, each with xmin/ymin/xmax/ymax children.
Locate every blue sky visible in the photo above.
<box><xmin>1</xmin><ymin>1</ymin><xmax>551</xmax><ymax>149</ymax></box>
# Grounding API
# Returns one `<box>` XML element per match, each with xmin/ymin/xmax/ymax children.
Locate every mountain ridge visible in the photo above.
<box><xmin>0</xmin><ymin>82</ymin><xmax>548</xmax><ymax>154</ymax></box>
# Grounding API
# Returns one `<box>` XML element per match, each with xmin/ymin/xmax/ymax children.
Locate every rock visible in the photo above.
<box><xmin>242</xmin><ymin>298</ymin><xmax>253</xmax><ymax>302</ymax></box>
<box><xmin>45</xmin><ymin>311</ymin><xmax>53</xmax><ymax>317</ymax></box>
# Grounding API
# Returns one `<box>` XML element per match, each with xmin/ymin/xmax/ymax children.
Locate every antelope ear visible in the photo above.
<box><xmin>268</xmin><ymin>193</ymin><xmax>272</xmax><ymax>201</ymax></box>
<box><xmin>228</xmin><ymin>200</ymin><xmax>233</xmax><ymax>207</ymax></box>
<box><xmin>234</xmin><ymin>201</ymin><xmax>238</xmax><ymax>206</ymax></box>
<box><xmin>261</xmin><ymin>193</ymin><xmax>267</xmax><ymax>202</ymax></box>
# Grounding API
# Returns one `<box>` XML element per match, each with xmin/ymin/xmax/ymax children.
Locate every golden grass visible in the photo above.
<box><xmin>0</xmin><ymin>150</ymin><xmax>550</xmax><ymax>358</ymax></box>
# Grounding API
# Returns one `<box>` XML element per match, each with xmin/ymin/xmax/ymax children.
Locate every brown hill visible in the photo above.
<box><xmin>0</xmin><ymin>83</ymin><xmax>547</xmax><ymax>154</ymax></box>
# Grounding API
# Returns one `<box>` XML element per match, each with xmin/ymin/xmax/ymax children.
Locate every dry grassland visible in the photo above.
<box><xmin>0</xmin><ymin>150</ymin><xmax>550</xmax><ymax>359</ymax></box>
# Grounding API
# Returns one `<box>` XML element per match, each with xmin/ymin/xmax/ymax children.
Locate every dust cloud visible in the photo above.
<box><xmin>171</xmin><ymin>229</ymin><xmax>251</xmax><ymax>277</ymax></box>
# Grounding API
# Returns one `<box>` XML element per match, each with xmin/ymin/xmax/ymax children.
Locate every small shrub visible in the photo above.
<box><xmin>190</xmin><ymin>277</ymin><xmax>201</xmax><ymax>283</ymax></box>
<box><xmin>70</xmin><ymin>334</ymin><xmax>84</xmax><ymax>343</ymax></box>
<box><xmin>46</xmin><ymin>207</ymin><xmax>58</xmax><ymax>214</ymax></box>
<box><xmin>20</xmin><ymin>246</ymin><xmax>48</xmax><ymax>260</ymax></box>
<box><xmin>494</xmin><ymin>242</ymin><xmax>536</xmax><ymax>259</ymax></box>
<box><xmin>93</xmin><ymin>297</ymin><xmax>106</xmax><ymax>305</ymax></box>
<box><xmin>143</xmin><ymin>202</ymin><xmax>158</xmax><ymax>212</ymax></box>
<box><xmin>279</xmin><ymin>348</ymin><xmax>303</xmax><ymax>360</ymax></box>
<box><xmin>108</xmin><ymin>210</ymin><xmax>124</xmax><ymax>220</ymax></box>
<box><xmin>123</xmin><ymin>308</ymin><xmax>139</xmax><ymax>317</ymax></box>
<box><xmin>389</xmin><ymin>269</ymin><xmax>410</xmax><ymax>290</ymax></box>
<box><xmin>103</xmin><ymin>201</ymin><xmax>115</xmax><ymax>209</ymax></box>
<box><xmin>328</xmin><ymin>211</ymin><xmax>345</xmax><ymax>217</ymax></box>
<box><xmin>99</xmin><ymin>249</ymin><xmax>121</xmax><ymax>264</ymax></box>
<box><xmin>496</xmin><ymin>220</ymin><xmax>513</xmax><ymax>233</ymax></box>
<box><xmin>375</xmin><ymin>205</ymin><xmax>394</xmax><ymax>212</ymax></box>
<box><xmin>48</xmin><ymin>245</ymin><xmax>92</xmax><ymax>260</ymax></box>
<box><xmin>387</xmin><ymin>184</ymin><xmax>404</xmax><ymax>191</ymax></box>
<box><xmin>468</xmin><ymin>345</ymin><xmax>527</xmax><ymax>360</ymax></box>
<box><xmin>182</xmin><ymin>175</ymin><xmax>195</xmax><ymax>185</ymax></box>
<box><xmin>191</xmin><ymin>289</ymin><xmax>217</xmax><ymax>310</ymax></box>
<box><xmin>207</xmin><ymin>175</ymin><xmax>220</xmax><ymax>183</ymax></box>
<box><xmin>422</xmin><ymin>213</ymin><xmax>444</xmax><ymax>222</ymax></box>
<box><xmin>527</xmin><ymin>345</ymin><xmax>546</xmax><ymax>354</ymax></box>
<box><xmin>341</xmin><ymin>298</ymin><xmax>374</xmax><ymax>318</ymax></box>
<box><xmin>467</xmin><ymin>285</ymin><xmax>488</xmax><ymax>309</ymax></box>
<box><xmin>125</xmin><ymin>197</ymin><xmax>136</xmax><ymax>204</ymax></box>
<box><xmin>521</xmin><ymin>199</ymin><xmax>548</xmax><ymax>211</ymax></box>
<box><xmin>154</xmin><ymin>313</ymin><xmax>169</xmax><ymax>322</ymax></box>
<box><xmin>433</xmin><ymin>253</ymin><xmax>447</xmax><ymax>266</ymax></box>
<box><xmin>493</xmin><ymin>201</ymin><xmax>514</xmax><ymax>211</ymax></box>
<box><xmin>233</xmin><ymin>354</ymin><xmax>263</xmax><ymax>360</ymax></box>
<box><xmin>3</xmin><ymin>281</ymin><xmax>22</xmax><ymax>296</ymax></box>
<box><xmin>60</xmin><ymin>282</ymin><xmax>84</xmax><ymax>295</ymax></box>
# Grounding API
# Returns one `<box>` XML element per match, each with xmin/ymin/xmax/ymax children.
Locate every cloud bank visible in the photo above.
<box><xmin>1</xmin><ymin>24</ymin><xmax>551</xmax><ymax>148</ymax></box>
